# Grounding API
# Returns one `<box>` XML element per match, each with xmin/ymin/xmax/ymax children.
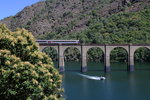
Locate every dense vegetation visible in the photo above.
<box><xmin>42</xmin><ymin>9</ymin><xmax>150</xmax><ymax>62</ymax></box>
<box><xmin>0</xmin><ymin>24</ymin><xmax>63</xmax><ymax>100</ymax></box>
<box><xmin>0</xmin><ymin>0</ymin><xmax>150</xmax><ymax>62</ymax></box>
<box><xmin>1</xmin><ymin>0</ymin><xmax>150</xmax><ymax>36</ymax></box>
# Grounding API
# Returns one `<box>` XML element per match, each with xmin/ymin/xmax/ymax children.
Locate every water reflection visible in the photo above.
<box><xmin>82</xmin><ymin>77</ymin><xmax>88</xmax><ymax>100</ymax></box>
<box><xmin>105</xmin><ymin>73</ymin><xmax>112</xmax><ymax>100</ymax></box>
<box><xmin>58</xmin><ymin>62</ymin><xmax>150</xmax><ymax>100</ymax></box>
<box><xmin>128</xmin><ymin>72</ymin><xmax>136</xmax><ymax>100</ymax></box>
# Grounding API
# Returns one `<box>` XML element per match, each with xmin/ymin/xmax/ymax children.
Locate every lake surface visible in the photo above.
<box><xmin>55</xmin><ymin>62</ymin><xmax>150</xmax><ymax>100</ymax></box>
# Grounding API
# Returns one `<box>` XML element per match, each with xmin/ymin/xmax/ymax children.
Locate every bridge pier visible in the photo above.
<box><xmin>105</xmin><ymin>46</ymin><xmax>111</xmax><ymax>72</ymax></box>
<box><xmin>59</xmin><ymin>56</ymin><xmax>65</xmax><ymax>72</ymax></box>
<box><xmin>81</xmin><ymin>45</ymin><xmax>87</xmax><ymax>72</ymax></box>
<box><xmin>129</xmin><ymin>55</ymin><xmax>134</xmax><ymax>71</ymax></box>
<box><xmin>81</xmin><ymin>56</ymin><xmax>87</xmax><ymax>72</ymax></box>
<box><xmin>105</xmin><ymin>56</ymin><xmax>111</xmax><ymax>72</ymax></box>
<box><xmin>58</xmin><ymin>45</ymin><xmax>65</xmax><ymax>72</ymax></box>
<box><xmin>128</xmin><ymin>45</ymin><xmax>134</xmax><ymax>72</ymax></box>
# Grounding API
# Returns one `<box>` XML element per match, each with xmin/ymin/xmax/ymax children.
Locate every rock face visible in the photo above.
<box><xmin>0</xmin><ymin>0</ymin><xmax>149</xmax><ymax>37</ymax></box>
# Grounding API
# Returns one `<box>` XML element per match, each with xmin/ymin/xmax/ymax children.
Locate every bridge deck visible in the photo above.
<box><xmin>38</xmin><ymin>43</ymin><xmax>150</xmax><ymax>46</ymax></box>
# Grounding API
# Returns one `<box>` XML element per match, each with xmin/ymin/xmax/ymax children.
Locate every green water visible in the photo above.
<box><xmin>55</xmin><ymin>62</ymin><xmax>150</xmax><ymax>100</ymax></box>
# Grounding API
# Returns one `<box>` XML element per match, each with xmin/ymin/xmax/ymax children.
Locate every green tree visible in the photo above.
<box><xmin>0</xmin><ymin>24</ymin><xmax>63</xmax><ymax>100</ymax></box>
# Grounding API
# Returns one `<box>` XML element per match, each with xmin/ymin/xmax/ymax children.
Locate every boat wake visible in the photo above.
<box><xmin>77</xmin><ymin>73</ymin><xmax>106</xmax><ymax>80</ymax></box>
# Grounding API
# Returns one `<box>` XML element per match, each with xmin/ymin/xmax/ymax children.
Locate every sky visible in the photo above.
<box><xmin>0</xmin><ymin>0</ymin><xmax>41</xmax><ymax>20</ymax></box>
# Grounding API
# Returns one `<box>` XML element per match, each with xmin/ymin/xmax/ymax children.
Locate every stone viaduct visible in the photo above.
<box><xmin>38</xmin><ymin>43</ymin><xmax>150</xmax><ymax>72</ymax></box>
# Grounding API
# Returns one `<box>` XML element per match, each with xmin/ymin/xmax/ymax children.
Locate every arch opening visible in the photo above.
<box><xmin>64</xmin><ymin>47</ymin><xmax>81</xmax><ymax>71</ymax></box>
<box><xmin>110</xmin><ymin>47</ymin><xmax>128</xmax><ymax>71</ymax></box>
<box><xmin>87</xmin><ymin>47</ymin><xmax>104</xmax><ymax>71</ymax></box>
<box><xmin>42</xmin><ymin>47</ymin><xmax>58</xmax><ymax>68</ymax></box>
<box><xmin>134</xmin><ymin>47</ymin><xmax>150</xmax><ymax>70</ymax></box>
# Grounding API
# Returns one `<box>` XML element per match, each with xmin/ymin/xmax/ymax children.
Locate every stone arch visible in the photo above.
<box><xmin>104</xmin><ymin>46</ymin><xmax>129</xmax><ymax>72</ymax></box>
<box><xmin>108</xmin><ymin>46</ymin><xmax>129</xmax><ymax>56</ymax></box>
<box><xmin>133</xmin><ymin>46</ymin><xmax>150</xmax><ymax>70</ymax></box>
<box><xmin>39</xmin><ymin>46</ymin><xmax>58</xmax><ymax>53</ymax></box>
<box><xmin>39</xmin><ymin>46</ymin><xmax>48</xmax><ymax>52</ymax></box>
<box><xmin>87</xmin><ymin>47</ymin><xmax>104</xmax><ymax>61</ymax></box>
<box><xmin>109</xmin><ymin>46</ymin><xmax>129</xmax><ymax>70</ymax></box>
<box><xmin>63</xmin><ymin>46</ymin><xmax>81</xmax><ymax>71</ymax></box>
<box><xmin>83</xmin><ymin>46</ymin><xmax>105</xmax><ymax>57</ymax></box>
<box><xmin>80</xmin><ymin>46</ymin><xmax>105</xmax><ymax>72</ymax></box>
<box><xmin>86</xmin><ymin>46</ymin><xmax>105</xmax><ymax>54</ymax></box>
<box><xmin>86</xmin><ymin>47</ymin><xmax>105</xmax><ymax>71</ymax></box>
<box><xmin>81</xmin><ymin>46</ymin><xmax>105</xmax><ymax>61</ymax></box>
<box><xmin>63</xmin><ymin>46</ymin><xmax>81</xmax><ymax>61</ymax></box>
<box><xmin>133</xmin><ymin>46</ymin><xmax>150</xmax><ymax>56</ymax></box>
<box><xmin>62</xmin><ymin>46</ymin><xmax>81</xmax><ymax>55</ymax></box>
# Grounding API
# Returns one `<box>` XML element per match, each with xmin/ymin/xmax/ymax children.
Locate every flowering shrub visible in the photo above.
<box><xmin>0</xmin><ymin>24</ymin><xmax>63</xmax><ymax>100</ymax></box>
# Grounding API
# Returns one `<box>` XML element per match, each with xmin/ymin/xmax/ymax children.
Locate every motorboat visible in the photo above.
<box><xmin>90</xmin><ymin>76</ymin><xmax>106</xmax><ymax>80</ymax></box>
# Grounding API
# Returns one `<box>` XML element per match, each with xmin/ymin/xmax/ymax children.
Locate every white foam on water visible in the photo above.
<box><xmin>77</xmin><ymin>73</ymin><xmax>106</xmax><ymax>80</ymax></box>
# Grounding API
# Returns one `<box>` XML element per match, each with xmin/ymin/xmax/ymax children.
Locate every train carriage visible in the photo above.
<box><xmin>36</xmin><ymin>40</ymin><xmax>80</xmax><ymax>44</ymax></box>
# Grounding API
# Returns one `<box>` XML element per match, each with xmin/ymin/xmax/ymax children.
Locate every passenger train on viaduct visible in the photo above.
<box><xmin>36</xmin><ymin>40</ymin><xmax>80</xmax><ymax>44</ymax></box>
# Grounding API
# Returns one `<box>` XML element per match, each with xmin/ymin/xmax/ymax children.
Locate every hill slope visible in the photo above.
<box><xmin>0</xmin><ymin>0</ymin><xmax>150</xmax><ymax>38</ymax></box>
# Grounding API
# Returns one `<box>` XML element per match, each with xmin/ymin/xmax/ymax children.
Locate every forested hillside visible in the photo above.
<box><xmin>42</xmin><ymin>9</ymin><xmax>150</xmax><ymax>62</ymax></box>
<box><xmin>0</xmin><ymin>0</ymin><xmax>150</xmax><ymax>62</ymax></box>
<box><xmin>0</xmin><ymin>0</ymin><xmax>150</xmax><ymax>37</ymax></box>
<box><xmin>41</xmin><ymin>9</ymin><xmax>150</xmax><ymax>44</ymax></box>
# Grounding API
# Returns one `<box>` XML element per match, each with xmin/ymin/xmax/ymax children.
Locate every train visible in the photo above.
<box><xmin>36</xmin><ymin>40</ymin><xmax>80</xmax><ymax>44</ymax></box>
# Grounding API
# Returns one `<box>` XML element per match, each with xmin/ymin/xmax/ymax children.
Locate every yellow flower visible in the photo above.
<box><xmin>46</xmin><ymin>73</ymin><xmax>52</xmax><ymax>77</ymax></box>
<box><xmin>49</xmin><ymin>79</ymin><xmax>53</xmax><ymax>82</ymax></box>
<box><xmin>30</xmin><ymin>64</ymin><xmax>35</xmax><ymax>68</ymax></box>
<box><xmin>32</xmin><ymin>79</ymin><xmax>38</xmax><ymax>85</ymax></box>
<box><xmin>13</xmin><ymin>64</ymin><xmax>17</xmax><ymax>69</ymax></box>
<box><xmin>1</xmin><ymin>69</ymin><xmax>6</xmax><ymax>73</ymax></box>
<box><xmin>38</xmin><ymin>85</ymin><xmax>42</xmax><ymax>89</ymax></box>
<box><xmin>57</xmin><ymin>80</ymin><xmax>62</xmax><ymax>83</ymax></box>
<box><xmin>24</xmin><ymin>62</ymin><xmax>30</xmax><ymax>65</ymax></box>
<box><xmin>31</xmin><ymin>71</ymin><xmax>38</xmax><ymax>77</ymax></box>
<box><xmin>53</xmin><ymin>84</ymin><xmax>56</xmax><ymax>88</ymax></box>
<box><xmin>38</xmin><ymin>54</ymin><xmax>43</xmax><ymax>59</ymax></box>
<box><xmin>26</xmin><ymin>46</ymin><xmax>31</xmax><ymax>51</ymax></box>
<box><xmin>37</xmin><ymin>61</ymin><xmax>42</xmax><ymax>65</ymax></box>
<box><xmin>5</xmin><ymin>61</ymin><xmax>10</xmax><ymax>65</ymax></box>
<box><xmin>17</xmin><ymin>36</ymin><xmax>24</xmax><ymax>41</ymax></box>
<box><xmin>16</xmin><ymin>73</ymin><xmax>20</xmax><ymax>77</ymax></box>
<box><xmin>0</xmin><ymin>50</ymin><xmax>10</xmax><ymax>54</ymax></box>
<box><xmin>10</xmin><ymin>55</ymin><xmax>20</xmax><ymax>62</ymax></box>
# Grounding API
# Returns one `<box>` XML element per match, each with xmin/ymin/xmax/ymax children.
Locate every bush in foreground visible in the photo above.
<box><xmin>0</xmin><ymin>24</ymin><xmax>63</xmax><ymax>100</ymax></box>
